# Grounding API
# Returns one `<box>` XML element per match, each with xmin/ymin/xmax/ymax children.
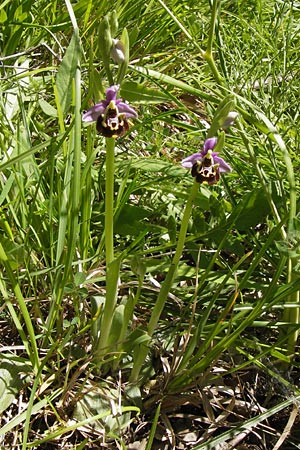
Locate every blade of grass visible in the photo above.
<box><xmin>192</xmin><ymin>395</ymin><xmax>300</xmax><ymax>450</ymax></box>
<box><xmin>45</xmin><ymin>2</ymin><xmax>82</xmax><ymax>338</ymax></box>
<box><xmin>0</xmin><ymin>242</ymin><xmax>40</xmax><ymax>373</ymax></box>
<box><xmin>145</xmin><ymin>401</ymin><xmax>161</xmax><ymax>450</ymax></box>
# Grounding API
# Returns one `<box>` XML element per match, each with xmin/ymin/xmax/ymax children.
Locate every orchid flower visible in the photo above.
<box><xmin>82</xmin><ymin>85</ymin><xmax>137</xmax><ymax>138</ymax></box>
<box><xmin>182</xmin><ymin>137</ymin><xmax>231</xmax><ymax>185</ymax></box>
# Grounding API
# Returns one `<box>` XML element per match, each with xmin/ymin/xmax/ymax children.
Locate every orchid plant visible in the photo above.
<box><xmin>82</xmin><ymin>19</ymin><xmax>138</xmax><ymax>362</ymax></box>
<box><xmin>130</xmin><ymin>135</ymin><xmax>232</xmax><ymax>382</ymax></box>
<box><xmin>82</xmin><ymin>9</ymin><xmax>234</xmax><ymax>378</ymax></box>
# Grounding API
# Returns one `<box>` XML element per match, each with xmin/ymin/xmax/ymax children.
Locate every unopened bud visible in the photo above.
<box><xmin>207</xmin><ymin>95</ymin><xmax>235</xmax><ymax>138</ymax></box>
<box><xmin>111</xmin><ymin>39</ymin><xmax>125</xmax><ymax>64</ymax></box>
<box><xmin>99</xmin><ymin>16</ymin><xmax>112</xmax><ymax>61</ymax></box>
<box><xmin>222</xmin><ymin>111</ymin><xmax>239</xmax><ymax>129</ymax></box>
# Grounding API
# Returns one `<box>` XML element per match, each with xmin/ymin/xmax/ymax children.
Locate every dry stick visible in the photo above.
<box><xmin>272</xmin><ymin>403</ymin><xmax>299</xmax><ymax>450</ymax></box>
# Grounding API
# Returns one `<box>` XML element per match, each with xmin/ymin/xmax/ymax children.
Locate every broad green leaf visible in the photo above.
<box><xmin>56</xmin><ymin>33</ymin><xmax>80</xmax><ymax>116</ymax></box>
<box><xmin>98</xmin><ymin>15</ymin><xmax>113</xmax><ymax>85</ymax></box>
<box><xmin>115</xmin><ymin>204</ymin><xmax>151</xmax><ymax>236</ymax></box>
<box><xmin>207</xmin><ymin>96</ymin><xmax>236</xmax><ymax>138</ymax></box>
<box><xmin>0</xmin><ymin>8</ymin><xmax>7</xmax><ymax>22</ymax></box>
<box><xmin>108</xmin><ymin>9</ymin><xmax>118</xmax><ymax>37</ymax></box>
<box><xmin>38</xmin><ymin>99</ymin><xmax>57</xmax><ymax>117</ymax></box>
<box><xmin>73</xmin><ymin>385</ymin><xmax>133</xmax><ymax>433</ymax></box>
<box><xmin>0</xmin><ymin>235</ymin><xmax>26</xmax><ymax>269</ymax></box>
<box><xmin>131</xmin><ymin>255</ymin><xmax>146</xmax><ymax>280</ymax></box>
<box><xmin>0</xmin><ymin>360</ymin><xmax>31</xmax><ymax>414</ymax></box>
<box><xmin>235</xmin><ymin>188</ymin><xmax>271</xmax><ymax>231</ymax></box>
<box><xmin>74</xmin><ymin>271</ymin><xmax>86</xmax><ymax>286</ymax></box>
<box><xmin>107</xmin><ymin>304</ymin><xmax>125</xmax><ymax>347</ymax></box>
<box><xmin>123</xmin><ymin>328</ymin><xmax>151</xmax><ymax>353</ymax></box>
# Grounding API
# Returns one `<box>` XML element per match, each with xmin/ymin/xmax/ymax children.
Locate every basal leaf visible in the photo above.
<box><xmin>0</xmin><ymin>360</ymin><xmax>31</xmax><ymax>414</ymax></box>
<box><xmin>235</xmin><ymin>188</ymin><xmax>271</xmax><ymax>231</ymax></box>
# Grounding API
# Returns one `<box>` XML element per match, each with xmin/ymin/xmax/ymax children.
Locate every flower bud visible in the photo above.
<box><xmin>110</xmin><ymin>39</ymin><xmax>125</xmax><ymax>64</ymax></box>
<box><xmin>99</xmin><ymin>16</ymin><xmax>112</xmax><ymax>61</ymax></box>
<box><xmin>207</xmin><ymin>95</ymin><xmax>235</xmax><ymax>138</ymax></box>
<box><xmin>221</xmin><ymin>111</ymin><xmax>239</xmax><ymax>129</ymax></box>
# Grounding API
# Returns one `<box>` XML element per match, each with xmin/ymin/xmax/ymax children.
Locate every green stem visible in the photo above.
<box><xmin>204</xmin><ymin>52</ymin><xmax>224</xmax><ymax>86</ymax></box>
<box><xmin>258</xmin><ymin>118</ymin><xmax>298</xmax><ymax>355</ymax></box>
<box><xmin>80</xmin><ymin>127</ymin><xmax>93</xmax><ymax>264</ymax></box>
<box><xmin>204</xmin><ymin>0</ymin><xmax>223</xmax><ymax>85</ymax></box>
<box><xmin>206</xmin><ymin>0</ymin><xmax>220</xmax><ymax>56</ymax></box>
<box><xmin>130</xmin><ymin>180</ymin><xmax>199</xmax><ymax>383</ymax></box>
<box><xmin>281</xmin><ymin>138</ymin><xmax>298</xmax><ymax>355</ymax></box>
<box><xmin>104</xmin><ymin>137</ymin><xmax>115</xmax><ymax>266</ymax></box>
<box><xmin>96</xmin><ymin>137</ymin><xmax>118</xmax><ymax>357</ymax></box>
<box><xmin>157</xmin><ymin>0</ymin><xmax>223</xmax><ymax>85</ymax></box>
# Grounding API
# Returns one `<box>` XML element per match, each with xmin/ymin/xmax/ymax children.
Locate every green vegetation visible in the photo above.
<box><xmin>1</xmin><ymin>0</ymin><xmax>300</xmax><ymax>448</ymax></box>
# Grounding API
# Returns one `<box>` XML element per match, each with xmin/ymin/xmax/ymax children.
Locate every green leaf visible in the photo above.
<box><xmin>0</xmin><ymin>8</ymin><xmax>7</xmax><ymax>22</ymax></box>
<box><xmin>0</xmin><ymin>235</ymin><xmax>26</xmax><ymax>270</ymax></box>
<box><xmin>38</xmin><ymin>99</ymin><xmax>57</xmax><ymax>117</ymax></box>
<box><xmin>107</xmin><ymin>304</ymin><xmax>125</xmax><ymax>347</ymax></box>
<box><xmin>74</xmin><ymin>271</ymin><xmax>86</xmax><ymax>286</ymax></box>
<box><xmin>98</xmin><ymin>15</ymin><xmax>113</xmax><ymax>85</ymax></box>
<box><xmin>131</xmin><ymin>255</ymin><xmax>146</xmax><ymax>280</ymax></box>
<box><xmin>115</xmin><ymin>204</ymin><xmax>151</xmax><ymax>236</ymax></box>
<box><xmin>98</xmin><ymin>15</ymin><xmax>113</xmax><ymax>60</ymax></box>
<box><xmin>207</xmin><ymin>95</ymin><xmax>236</xmax><ymax>138</ymax></box>
<box><xmin>90</xmin><ymin>296</ymin><xmax>105</xmax><ymax>343</ymax></box>
<box><xmin>167</xmin><ymin>215</ymin><xmax>177</xmax><ymax>244</ymax></box>
<box><xmin>108</xmin><ymin>9</ymin><xmax>118</xmax><ymax>37</ymax></box>
<box><xmin>73</xmin><ymin>385</ymin><xmax>133</xmax><ymax>433</ymax></box>
<box><xmin>131</xmin><ymin>65</ymin><xmax>215</xmax><ymax>102</ymax></box>
<box><xmin>213</xmin><ymin>130</ymin><xmax>225</xmax><ymax>152</ymax></box>
<box><xmin>235</xmin><ymin>188</ymin><xmax>271</xmax><ymax>231</ymax></box>
<box><xmin>120</xmin><ymin>81</ymin><xmax>170</xmax><ymax>104</ymax></box>
<box><xmin>0</xmin><ymin>359</ymin><xmax>31</xmax><ymax>414</ymax></box>
<box><xmin>146</xmin><ymin>401</ymin><xmax>161</xmax><ymax>450</ymax></box>
<box><xmin>56</xmin><ymin>33</ymin><xmax>81</xmax><ymax>116</ymax></box>
<box><xmin>123</xmin><ymin>328</ymin><xmax>151</xmax><ymax>353</ymax></box>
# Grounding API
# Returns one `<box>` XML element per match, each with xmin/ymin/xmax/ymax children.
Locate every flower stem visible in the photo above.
<box><xmin>96</xmin><ymin>137</ymin><xmax>118</xmax><ymax>357</ymax></box>
<box><xmin>279</xmin><ymin>136</ymin><xmax>298</xmax><ymax>356</ymax></box>
<box><xmin>104</xmin><ymin>137</ymin><xmax>115</xmax><ymax>266</ymax></box>
<box><xmin>130</xmin><ymin>180</ymin><xmax>199</xmax><ymax>383</ymax></box>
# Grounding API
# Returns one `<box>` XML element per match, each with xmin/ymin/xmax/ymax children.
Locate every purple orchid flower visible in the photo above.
<box><xmin>82</xmin><ymin>85</ymin><xmax>137</xmax><ymax>137</ymax></box>
<box><xmin>181</xmin><ymin>137</ymin><xmax>231</xmax><ymax>185</ymax></box>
